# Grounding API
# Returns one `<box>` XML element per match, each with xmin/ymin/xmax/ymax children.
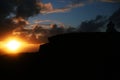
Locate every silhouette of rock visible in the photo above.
<box><xmin>0</xmin><ymin>33</ymin><xmax>115</xmax><ymax>79</ymax></box>
<box><xmin>39</xmin><ymin>32</ymin><xmax>113</xmax><ymax>79</ymax></box>
<box><xmin>106</xmin><ymin>21</ymin><xmax>118</xmax><ymax>32</ymax></box>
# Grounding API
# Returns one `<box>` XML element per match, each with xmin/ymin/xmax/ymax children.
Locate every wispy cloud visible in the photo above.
<box><xmin>38</xmin><ymin>2</ymin><xmax>84</xmax><ymax>14</ymax></box>
<box><xmin>37</xmin><ymin>0</ymin><xmax>120</xmax><ymax>15</ymax></box>
<box><xmin>67</xmin><ymin>3</ymin><xmax>85</xmax><ymax>8</ymax></box>
<box><xmin>100</xmin><ymin>0</ymin><xmax>120</xmax><ymax>3</ymax></box>
<box><xmin>34</xmin><ymin>20</ymin><xmax>65</xmax><ymax>26</ymax></box>
<box><xmin>40</xmin><ymin>8</ymin><xmax>71</xmax><ymax>14</ymax></box>
<box><xmin>57</xmin><ymin>0</ymin><xmax>120</xmax><ymax>3</ymax></box>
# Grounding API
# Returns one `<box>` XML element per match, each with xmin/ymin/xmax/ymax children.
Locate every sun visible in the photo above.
<box><xmin>6</xmin><ymin>40</ymin><xmax>21</xmax><ymax>52</ymax></box>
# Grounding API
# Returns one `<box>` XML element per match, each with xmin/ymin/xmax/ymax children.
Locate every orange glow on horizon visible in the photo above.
<box><xmin>0</xmin><ymin>37</ymin><xmax>41</xmax><ymax>56</ymax></box>
<box><xmin>5</xmin><ymin>40</ymin><xmax>21</xmax><ymax>52</ymax></box>
<box><xmin>1</xmin><ymin>37</ymin><xmax>26</xmax><ymax>55</ymax></box>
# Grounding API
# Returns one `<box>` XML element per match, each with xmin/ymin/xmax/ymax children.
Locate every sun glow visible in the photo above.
<box><xmin>2</xmin><ymin>37</ymin><xmax>26</xmax><ymax>54</ymax></box>
<box><xmin>6</xmin><ymin>40</ymin><xmax>21</xmax><ymax>51</ymax></box>
<box><xmin>0</xmin><ymin>37</ymin><xmax>41</xmax><ymax>55</ymax></box>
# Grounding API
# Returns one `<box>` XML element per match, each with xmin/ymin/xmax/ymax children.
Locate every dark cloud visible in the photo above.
<box><xmin>0</xmin><ymin>0</ymin><xmax>15</xmax><ymax>21</ymax></box>
<box><xmin>0</xmin><ymin>0</ymin><xmax>40</xmax><ymax>20</ymax></box>
<box><xmin>0</xmin><ymin>0</ymin><xmax>41</xmax><ymax>39</ymax></box>
<box><xmin>84</xmin><ymin>8</ymin><xmax>120</xmax><ymax>32</ymax></box>
<box><xmin>77</xmin><ymin>15</ymin><xmax>107</xmax><ymax>32</ymax></box>
<box><xmin>100</xmin><ymin>0</ymin><xmax>120</xmax><ymax>3</ymax></box>
<box><xmin>109</xmin><ymin>8</ymin><xmax>120</xmax><ymax>28</ymax></box>
<box><xmin>16</xmin><ymin>0</ymin><xmax>40</xmax><ymax>18</ymax></box>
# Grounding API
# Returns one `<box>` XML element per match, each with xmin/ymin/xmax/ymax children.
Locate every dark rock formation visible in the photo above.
<box><xmin>0</xmin><ymin>32</ymin><xmax>118</xmax><ymax>79</ymax></box>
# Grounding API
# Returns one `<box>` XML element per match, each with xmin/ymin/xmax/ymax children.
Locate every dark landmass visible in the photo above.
<box><xmin>0</xmin><ymin>32</ymin><xmax>118</xmax><ymax>79</ymax></box>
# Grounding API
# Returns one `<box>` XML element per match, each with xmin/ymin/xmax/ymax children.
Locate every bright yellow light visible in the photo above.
<box><xmin>6</xmin><ymin>40</ymin><xmax>21</xmax><ymax>51</ymax></box>
<box><xmin>0</xmin><ymin>37</ymin><xmax>41</xmax><ymax>55</ymax></box>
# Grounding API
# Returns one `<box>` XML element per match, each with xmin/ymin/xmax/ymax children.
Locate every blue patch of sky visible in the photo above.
<box><xmin>28</xmin><ymin>1</ymin><xmax>120</xmax><ymax>27</ymax></box>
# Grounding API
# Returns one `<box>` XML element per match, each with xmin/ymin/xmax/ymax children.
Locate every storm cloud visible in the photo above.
<box><xmin>109</xmin><ymin>8</ymin><xmax>120</xmax><ymax>28</ymax></box>
<box><xmin>0</xmin><ymin>0</ymin><xmax>41</xmax><ymax>39</ymax></box>
<box><xmin>77</xmin><ymin>15</ymin><xmax>107</xmax><ymax>32</ymax></box>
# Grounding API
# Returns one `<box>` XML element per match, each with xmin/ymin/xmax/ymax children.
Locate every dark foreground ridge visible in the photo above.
<box><xmin>0</xmin><ymin>32</ymin><xmax>118</xmax><ymax>79</ymax></box>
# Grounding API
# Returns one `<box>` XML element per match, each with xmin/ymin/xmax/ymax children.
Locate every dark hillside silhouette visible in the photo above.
<box><xmin>0</xmin><ymin>32</ymin><xmax>117</xmax><ymax>79</ymax></box>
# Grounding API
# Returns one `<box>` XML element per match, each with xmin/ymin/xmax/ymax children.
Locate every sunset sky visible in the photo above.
<box><xmin>0</xmin><ymin>0</ymin><xmax>120</xmax><ymax>39</ymax></box>
<box><xmin>29</xmin><ymin>0</ymin><xmax>120</xmax><ymax>27</ymax></box>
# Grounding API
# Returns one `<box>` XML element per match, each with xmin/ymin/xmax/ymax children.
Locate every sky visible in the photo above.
<box><xmin>28</xmin><ymin>0</ymin><xmax>120</xmax><ymax>27</ymax></box>
<box><xmin>0</xmin><ymin>0</ymin><xmax>119</xmax><ymax>38</ymax></box>
<box><xmin>0</xmin><ymin>0</ymin><xmax>120</xmax><ymax>53</ymax></box>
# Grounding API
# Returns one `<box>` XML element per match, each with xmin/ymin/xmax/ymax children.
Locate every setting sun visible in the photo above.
<box><xmin>1</xmin><ymin>37</ymin><xmax>26</xmax><ymax>54</ymax></box>
<box><xmin>0</xmin><ymin>37</ymin><xmax>41</xmax><ymax>55</ymax></box>
<box><xmin>6</xmin><ymin>40</ymin><xmax>21</xmax><ymax>51</ymax></box>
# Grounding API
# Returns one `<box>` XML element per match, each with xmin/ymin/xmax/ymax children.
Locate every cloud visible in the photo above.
<box><xmin>35</xmin><ymin>19</ymin><xmax>65</xmax><ymax>26</ymax></box>
<box><xmin>38</xmin><ymin>0</ymin><xmax>120</xmax><ymax>15</ymax></box>
<box><xmin>109</xmin><ymin>8</ymin><xmax>120</xmax><ymax>28</ymax></box>
<box><xmin>57</xmin><ymin>0</ymin><xmax>66</xmax><ymax>3</ymax></box>
<box><xmin>35</xmin><ymin>20</ymin><xmax>62</xmax><ymax>24</ymax></box>
<box><xmin>100</xmin><ymin>0</ymin><xmax>120</xmax><ymax>3</ymax></box>
<box><xmin>58</xmin><ymin>0</ymin><xmax>120</xmax><ymax>3</ymax></box>
<box><xmin>12</xmin><ymin>17</ymin><xmax>29</xmax><ymax>25</ymax></box>
<box><xmin>0</xmin><ymin>0</ymin><xmax>41</xmax><ymax>39</ymax></box>
<box><xmin>38</xmin><ymin>2</ymin><xmax>84</xmax><ymax>14</ymax></box>
<box><xmin>67</xmin><ymin>3</ymin><xmax>85</xmax><ymax>8</ymax></box>
<box><xmin>78</xmin><ymin>15</ymin><xmax>107</xmax><ymax>32</ymax></box>
<box><xmin>37</xmin><ymin>2</ymin><xmax>70</xmax><ymax>14</ymax></box>
<box><xmin>40</xmin><ymin>8</ymin><xmax>71</xmax><ymax>14</ymax></box>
